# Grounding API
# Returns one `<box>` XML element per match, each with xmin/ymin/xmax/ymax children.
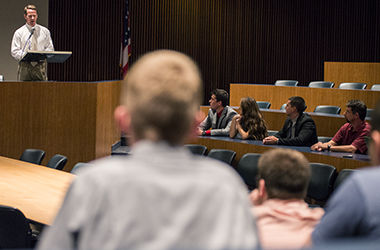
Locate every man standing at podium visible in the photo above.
<box><xmin>11</xmin><ymin>4</ymin><xmax>54</xmax><ymax>81</ymax></box>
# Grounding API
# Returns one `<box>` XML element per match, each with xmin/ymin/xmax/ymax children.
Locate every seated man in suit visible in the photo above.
<box><xmin>38</xmin><ymin>50</ymin><xmax>259</xmax><ymax>249</ymax></box>
<box><xmin>250</xmin><ymin>148</ymin><xmax>324</xmax><ymax>249</ymax></box>
<box><xmin>311</xmin><ymin>100</ymin><xmax>371</xmax><ymax>154</ymax></box>
<box><xmin>198</xmin><ymin>89</ymin><xmax>237</xmax><ymax>136</ymax></box>
<box><xmin>263</xmin><ymin>96</ymin><xmax>318</xmax><ymax>146</ymax></box>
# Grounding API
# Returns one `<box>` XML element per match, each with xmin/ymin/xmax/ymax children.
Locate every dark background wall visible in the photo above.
<box><xmin>48</xmin><ymin>0</ymin><xmax>380</xmax><ymax>104</ymax></box>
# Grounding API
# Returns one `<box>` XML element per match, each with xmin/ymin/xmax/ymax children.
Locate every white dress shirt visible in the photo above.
<box><xmin>11</xmin><ymin>23</ymin><xmax>54</xmax><ymax>61</ymax></box>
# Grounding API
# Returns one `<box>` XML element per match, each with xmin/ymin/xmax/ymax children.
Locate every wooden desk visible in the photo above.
<box><xmin>191</xmin><ymin>137</ymin><xmax>371</xmax><ymax>172</ymax></box>
<box><xmin>230</xmin><ymin>84</ymin><xmax>380</xmax><ymax>113</ymax></box>
<box><xmin>200</xmin><ymin>106</ymin><xmax>346</xmax><ymax>137</ymax></box>
<box><xmin>0</xmin><ymin>81</ymin><xmax>121</xmax><ymax>171</ymax></box>
<box><xmin>0</xmin><ymin>156</ymin><xmax>74</xmax><ymax>225</ymax></box>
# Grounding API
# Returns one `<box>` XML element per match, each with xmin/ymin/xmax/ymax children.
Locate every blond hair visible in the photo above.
<box><xmin>24</xmin><ymin>4</ymin><xmax>37</xmax><ymax>15</ymax></box>
<box><xmin>122</xmin><ymin>50</ymin><xmax>203</xmax><ymax>145</ymax></box>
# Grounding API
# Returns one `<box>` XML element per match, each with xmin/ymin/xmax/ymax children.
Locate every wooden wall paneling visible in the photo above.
<box><xmin>95</xmin><ymin>81</ymin><xmax>121</xmax><ymax>158</ymax></box>
<box><xmin>324</xmin><ymin>62</ymin><xmax>380</xmax><ymax>89</ymax></box>
<box><xmin>48</xmin><ymin>0</ymin><xmax>380</xmax><ymax>103</ymax></box>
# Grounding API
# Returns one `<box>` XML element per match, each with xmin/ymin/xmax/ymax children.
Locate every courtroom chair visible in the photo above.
<box><xmin>333</xmin><ymin>169</ymin><xmax>357</xmax><ymax>191</ymax></box>
<box><xmin>366</xmin><ymin>109</ymin><xmax>373</xmax><ymax>120</ymax></box>
<box><xmin>71</xmin><ymin>162</ymin><xmax>93</xmax><ymax>174</ymax></box>
<box><xmin>314</xmin><ymin>105</ymin><xmax>341</xmax><ymax>115</ymax></box>
<box><xmin>308</xmin><ymin>81</ymin><xmax>334</xmax><ymax>88</ymax></box>
<box><xmin>256</xmin><ymin>101</ymin><xmax>271</xmax><ymax>109</ymax></box>
<box><xmin>184</xmin><ymin>144</ymin><xmax>207</xmax><ymax>155</ymax></box>
<box><xmin>275</xmin><ymin>80</ymin><xmax>298</xmax><ymax>86</ymax></box>
<box><xmin>317</xmin><ymin>136</ymin><xmax>333</xmax><ymax>143</ymax></box>
<box><xmin>46</xmin><ymin>154</ymin><xmax>68</xmax><ymax>170</ymax></box>
<box><xmin>338</xmin><ymin>82</ymin><xmax>367</xmax><ymax>90</ymax></box>
<box><xmin>207</xmin><ymin>149</ymin><xmax>236</xmax><ymax>166</ymax></box>
<box><xmin>20</xmin><ymin>149</ymin><xmax>46</xmax><ymax>165</ymax></box>
<box><xmin>371</xmin><ymin>84</ymin><xmax>380</xmax><ymax>91</ymax></box>
<box><xmin>0</xmin><ymin>205</ymin><xmax>33</xmax><ymax>248</ymax></box>
<box><xmin>307</xmin><ymin>163</ymin><xmax>337</xmax><ymax>205</ymax></box>
<box><xmin>280</xmin><ymin>103</ymin><xmax>287</xmax><ymax>110</ymax></box>
<box><xmin>236</xmin><ymin>153</ymin><xmax>261</xmax><ymax>191</ymax></box>
<box><xmin>267</xmin><ymin>130</ymin><xmax>278</xmax><ymax>136</ymax></box>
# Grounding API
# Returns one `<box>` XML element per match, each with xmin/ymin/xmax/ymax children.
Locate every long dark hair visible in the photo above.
<box><xmin>239</xmin><ymin>97</ymin><xmax>268</xmax><ymax>140</ymax></box>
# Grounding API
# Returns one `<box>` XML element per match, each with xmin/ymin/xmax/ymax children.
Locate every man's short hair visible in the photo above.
<box><xmin>212</xmin><ymin>89</ymin><xmax>229</xmax><ymax>107</ymax></box>
<box><xmin>122</xmin><ymin>50</ymin><xmax>203</xmax><ymax>145</ymax></box>
<box><xmin>347</xmin><ymin>99</ymin><xmax>367</xmax><ymax>121</ymax></box>
<box><xmin>371</xmin><ymin>100</ymin><xmax>380</xmax><ymax>132</ymax></box>
<box><xmin>288</xmin><ymin>96</ymin><xmax>307</xmax><ymax>113</ymax></box>
<box><xmin>257</xmin><ymin>148</ymin><xmax>311</xmax><ymax>199</ymax></box>
<box><xmin>24</xmin><ymin>4</ymin><xmax>37</xmax><ymax>15</ymax></box>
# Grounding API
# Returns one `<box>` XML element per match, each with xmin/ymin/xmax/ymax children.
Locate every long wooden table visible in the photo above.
<box><xmin>230</xmin><ymin>84</ymin><xmax>380</xmax><ymax>113</ymax></box>
<box><xmin>0</xmin><ymin>156</ymin><xmax>74</xmax><ymax>225</ymax></box>
<box><xmin>200</xmin><ymin>106</ymin><xmax>347</xmax><ymax>137</ymax></box>
<box><xmin>191</xmin><ymin>137</ymin><xmax>371</xmax><ymax>172</ymax></box>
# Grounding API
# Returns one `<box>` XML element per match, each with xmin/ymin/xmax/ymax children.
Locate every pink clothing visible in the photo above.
<box><xmin>252</xmin><ymin>199</ymin><xmax>324</xmax><ymax>249</ymax></box>
<box><xmin>332</xmin><ymin>121</ymin><xmax>371</xmax><ymax>154</ymax></box>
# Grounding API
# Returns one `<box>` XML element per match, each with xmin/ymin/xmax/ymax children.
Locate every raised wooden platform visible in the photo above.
<box><xmin>0</xmin><ymin>81</ymin><xmax>121</xmax><ymax>171</ymax></box>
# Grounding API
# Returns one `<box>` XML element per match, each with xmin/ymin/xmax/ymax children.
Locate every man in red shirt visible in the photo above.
<box><xmin>311</xmin><ymin>100</ymin><xmax>371</xmax><ymax>154</ymax></box>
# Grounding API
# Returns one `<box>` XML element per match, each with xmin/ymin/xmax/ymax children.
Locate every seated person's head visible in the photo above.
<box><xmin>115</xmin><ymin>50</ymin><xmax>203</xmax><ymax>146</ymax></box>
<box><xmin>369</xmin><ymin>100</ymin><xmax>380</xmax><ymax>165</ymax></box>
<box><xmin>287</xmin><ymin>96</ymin><xmax>307</xmax><ymax>114</ymax></box>
<box><xmin>211</xmin><ymin>89</ymin><xmax>229</xmax><ymax>108</ymax></box>
<box><xmin>240</xmin><ymin>97</ymin><xmax>260</xmax><ymax>118</ymax></box>
<box><xmin>346</xmin><ymin>99</ymin><xmax>367</xmax><ymax>122</ymax></box>
<box><xmin>257</xmin><ymin>148</ymin><xmax>310</xmax><ymax>200</ymax></box>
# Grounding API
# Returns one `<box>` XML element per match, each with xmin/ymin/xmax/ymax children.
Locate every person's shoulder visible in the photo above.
<box><xmin>14</xmin><ymin>25</ymin><xmax>27</xmax><ymax>34</ymax></box>
<box><xmin>364</xmin><ymin>121</ymin><xmax>372</xmax><ymax>131</ymax></box>
<box><xmin>301</xmin><ymin>113</ymin><xmax>315</xmax><ymax>122</ymax></box>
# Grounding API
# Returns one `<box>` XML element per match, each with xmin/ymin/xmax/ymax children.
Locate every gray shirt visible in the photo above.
<box><xmin>38</xmin><ymin>141</ymin><xmax>259</xmax><ymax>250</ymax></box>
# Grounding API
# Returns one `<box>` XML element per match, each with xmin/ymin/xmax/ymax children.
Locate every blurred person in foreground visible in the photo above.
<box><xmin>250</xmin><ymin>148</ymin><xmax>324</xmax><ymax>249</ymax></box>
<box><xmin>38</xmin><ymin>50</ymin><xmax>259</xmax><ymax>249</ymax></box>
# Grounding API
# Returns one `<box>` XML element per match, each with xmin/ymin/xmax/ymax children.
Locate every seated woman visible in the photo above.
<box><xmin>229</xmin><ymin>97</ymin><xmax>268</xmax><ymax>140</ymax></box>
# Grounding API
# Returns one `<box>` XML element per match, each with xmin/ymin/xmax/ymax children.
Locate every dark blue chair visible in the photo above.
<box><xmin>236</xmin><ymin>153</ymin><xmax>261</xmax><ymax>190</ymax></box>
<box><xmin>256</xmin><ymin>101</ymin><xmax>271</xmax><ymax>109</ymax></box>
<box><xmin>184</xmin><ymin>144</ymin><xmax>207</xmax><ymax>155</ymax></box>
<box><xmin>371</xmin><ymin>84</ymin><xmax>380</xmax><ymax>91</ymax></box>
<box><xmin>333</xmin><ymin>169</ymin><xmax>356</xmax><ymax>191</ymax></box>
<box><xmin>307</xmin><ymin>163</ymin><xmax>337</xmax><ymax>203</ymax></box>
<box><xmin>46</xmin><ymin>154</ymin><xmax>68</xmax><ymax>170</ymax></box>
<box><xmin>314</xmin><ymin>105</ymin><xmax>341</xmax><ymax>115</ymax></box>
<box><xmin>275</xmin><ymin>80</ymin><xmax>298</xmax><ymax>86</ymax></box>
<box><xmin>20</xmin><ymin>149</ymin><xmax>46</xmax><ymax>165</ymax></box>
<box><xmin>308</xmin><ymin>81</ymin><xmax>334</xmax><ymax>88</ymax></box>
<box><xmin>207</xmin><ymin>149</ymin><xmax>236</xmax><ymax>166</ymax></box>
<box><xmin>339</xmin><ymin>82</ymin><xmax>367</xmax><ymax>90</ymax></box>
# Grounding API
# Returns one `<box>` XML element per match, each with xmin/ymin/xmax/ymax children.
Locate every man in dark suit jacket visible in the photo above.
<box><xmin>198</xmin><ymin>89</ymin><xmax>237</xmax><ymax>136</ymax></box>
<box><xmin>263</xmin><ymin>96</ymin><xmax>318</xmax><ymax>146</ymax></box>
